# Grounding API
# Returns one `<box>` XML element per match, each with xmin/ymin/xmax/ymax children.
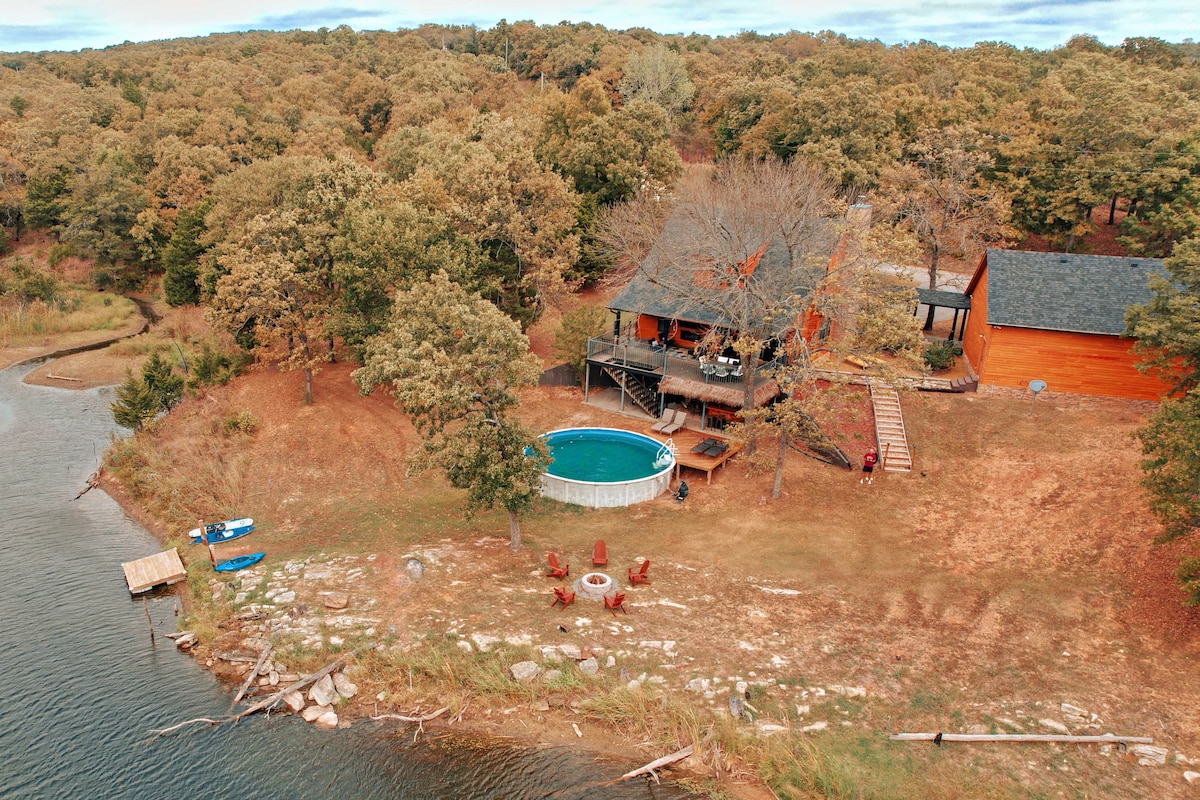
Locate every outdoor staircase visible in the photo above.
<box><xmin>870</xmin><ymin>384</ymin><xmax>912</xmax><ymax>472</ymax></box>
<box><xmin>601</xmin><ymin>365</ymin><xmax>660</xmax><ymax>417</ymax></box>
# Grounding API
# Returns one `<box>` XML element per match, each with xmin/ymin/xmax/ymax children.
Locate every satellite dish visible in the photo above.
<box><xmin>1027</xmin><ymin>379</ymin><xmax>1047</xmax><ymax>415</ymax></box>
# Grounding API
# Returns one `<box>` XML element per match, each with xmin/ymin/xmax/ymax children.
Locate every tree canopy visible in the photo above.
<box><xmin>352</xmin><ymin>271</ymin><xmax>548</xmax><ymax>550</ymax></box>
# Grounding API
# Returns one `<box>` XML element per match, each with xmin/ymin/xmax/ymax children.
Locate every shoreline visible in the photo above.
<box><xmin>4</xmin><ymin>332</ymin><xmax>718</xmax><ymax>792</ymax></box>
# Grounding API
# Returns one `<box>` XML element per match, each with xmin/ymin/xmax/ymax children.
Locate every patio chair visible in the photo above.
<box><xmin>661</xmin><ymin>411</ymin><xmax>688</xmax><ymax>435</ymax></box>
<box><xmin>604</xmin><ymin>591</ymin><xmax>628</xmax><ymax>616</ymax></box>
<box><xmin>691</xmin><ymin>438</ymin><xmax>717</xmax><ymax>454</ymax></box>
<box><xmin>628</xmin><ymin>559</ymin><xmax>651</xmax><ymax>585</ymax></box>
<box><xmin>650</xmin><ymin>409</ymin><xmax>678</xmax><ymax>433</ymax></box>
<box><xmin>592</xmin><ymin>539</ymin><xmax>608</xmax><ymax>567</ymax></box>
<box><xmin>550</xmin><ymin>585</ymin><xmax>575</xmax><ymax>609</ymax></box>
<box><xmin>703</xmin><ymin>441</ymin><xmax>728</xmax><ymax>457</ymax></box>
<box><xmin>547</xmin><ymin>552</ymin><xmax>569</xmax><ymax>580</ymax></box>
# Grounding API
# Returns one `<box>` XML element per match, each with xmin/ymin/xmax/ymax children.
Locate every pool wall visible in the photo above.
<box><xmin>539</xmin><ymin>428</ymin><xmax>674</xmax><ymax>508</ymax></box>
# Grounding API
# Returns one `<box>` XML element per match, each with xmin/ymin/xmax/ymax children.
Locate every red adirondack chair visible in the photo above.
<box><xmin>604</xmin><ymin>591</ymin><xmax>627</xmax><ymax>616</ymax></box>
<box><xmin>550</xmin><ymin>585</ymin><xmax>575</xmax><ymax>609</ymax></box>
<box><xmin>628</xmin><ymin>559</ymin><xmax>651</xmax><ymax>586</ymax></box>
<box><xmin>592</xmin><ymin>539</ymin><xmax>608</xmax><ymax>567</ymax></box>
<box><xmin>547</xmin><ymin>552</ymin><xmax>569</xmax><ymax>579</ymax></box>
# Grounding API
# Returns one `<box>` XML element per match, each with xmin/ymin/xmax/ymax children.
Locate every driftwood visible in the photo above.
<box><xmin>890</xmin><ymin>733</ymin><xmax>1153</xmax><ymax>744</ymax></box>
<box><xmin>619</xmin><ymin>744</ymin><xmax>695</xmax><ymax>782</ymax></box>
<box><xmin>72</xmin><ymin>472</ymin><xmax>100</xmax><ymax>500</ymax></box>
<box><xmin>370</xmin><ymin>706</ymin><xmax>450</xmax><ymax>723</ymax></box>
<box><xmin>150</xmin><ymin>717</ymin><xmax>223</xmax><ymax>736</ymax></box>
<box><xmin>46</xmin><ymin>373</ymin><xmax>82</xmax><ymax>382</ymax></box>
<box><xmin>231</xmin><ymin>644</ymin><xmax>273</xmax><ymax>709</ymax></box>
<box><xmin>152</xmin><ymin>644</ymin><xmax>374</xmax><ymax>737</ymax></box>
<box><xmin>545</xmin><ymin>744</ymin><xmax>696</xmax><ymax>796</ymax></box>
<box><xmin>231</xmin><ymin>644</ymin><xmax>373</xmax><ymax>723</ymax></box>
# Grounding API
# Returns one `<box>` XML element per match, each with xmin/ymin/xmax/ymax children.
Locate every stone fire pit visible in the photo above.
<box><xmin>577</xmin><ymin>572</ymin><xmax>614</xmax><ymax>601</ymax></box>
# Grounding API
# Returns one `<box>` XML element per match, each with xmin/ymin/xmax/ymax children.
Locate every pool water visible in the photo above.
<box><xmin>542</xmin><ymin>429</ymin><xmax>670</xmax><ymax>482</ymax></box>
<box><xmin>544</xmin><ymin>431</ymin><xmax>667</xmax><ymax>482</ymax></box>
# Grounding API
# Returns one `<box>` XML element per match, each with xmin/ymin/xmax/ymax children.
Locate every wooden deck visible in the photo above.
<box><xmin>647</xmin><ymin>425</ymin><xmax>741</xmax><ymax>485</ymax></box>
<box><xmin>121</xmin><ymin>548</ymin><xmax>186</xmax><ymax>594</ymax></box>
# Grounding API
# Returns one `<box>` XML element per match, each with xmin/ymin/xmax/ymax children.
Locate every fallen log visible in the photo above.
<box><xmin>231</xmin><ymin>643</ymin><xmax>273</xmax><ymax>709</ymax></box>
<box><xmin>619</xmin><ymin>744</ymin><xmax>695</xmax><ymax>781</ymax></box>
<box><xmin>231</xmin><ymin>644</ymin><xmax>373</xmax><ymax>723</ymax></box>
<box><xmin>47</xmin><ymin>373</ymin><xmax>82</xmax><ymax>382</ymax></box>
<box><xmin>370</xmin><ymin>706</ymin><xmax>449</xmax><ymax>723</ymax></box>
<box><xmin>546</xmin><ymin>744</ymin><xmax>697</xmax><ymax>796</ymax></box>
<box><xmin>890</xmin><ymin>733</ymin><xmax>1153</xmax><ymax>744</ymax></box>
<box><xmin>150</xmin><ymin>717</ymin><xmax>223</xmax><ymax>736</ymax></box>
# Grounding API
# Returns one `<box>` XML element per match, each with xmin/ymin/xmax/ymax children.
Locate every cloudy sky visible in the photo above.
<box><xmin>1</xmin><ymin>0</ymin><xmax>1196</xmax><ymax>54</ymax></box>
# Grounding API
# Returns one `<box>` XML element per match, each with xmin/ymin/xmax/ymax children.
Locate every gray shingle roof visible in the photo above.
<box><xmin>608</xmin><ymin>211</ymin><xmax>832</xmax><ymax>335</ymax></box>
<box><xmin>984</xmin><ymin>249</ymin><xmax>1164</xmax><ymax>335</ymax></box>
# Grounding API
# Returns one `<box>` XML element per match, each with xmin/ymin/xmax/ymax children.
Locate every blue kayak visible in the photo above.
<box><xmin>188</xmin><ymin>517</ymin><xmax>253</xmax><ymax>539</ymax></box>
<box><xmin>214</xmin><ymin>552</ymin><xmax>265</xmax><ymax>572</ymax></box>
<box><xmin>191</xmin><ymin>524</ymin><xmax>254</xmax><ymax>545</ymax></box>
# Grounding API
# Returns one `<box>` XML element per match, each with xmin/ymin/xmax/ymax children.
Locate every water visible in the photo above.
<box><xmin>542</xmin><ymin>429</ymin><xmax>672</xmax><ymax>482</ymax></box>
<box><xmin>0</xmin><ymin>363</ymin><xmax>696</xmax><ymax>800</ymax></box>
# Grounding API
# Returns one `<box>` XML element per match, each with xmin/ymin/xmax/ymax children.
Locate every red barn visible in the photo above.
<box><xmin>962</xmin><ymin>249</ymin><xmax>1171</xmax><ymax>400</ymax></box>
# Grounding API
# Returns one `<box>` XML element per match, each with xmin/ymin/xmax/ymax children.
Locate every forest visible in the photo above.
<box><xmin>0</xmin><ymin>24</ymin><xmax>1198</xmax><ymax>320</ymax></box>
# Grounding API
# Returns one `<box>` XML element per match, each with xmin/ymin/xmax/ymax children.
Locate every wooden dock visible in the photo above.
<box><xmin>121</xmin><ymin>548</ymin><xmax>186</xmax><ymax>594</ymax></box>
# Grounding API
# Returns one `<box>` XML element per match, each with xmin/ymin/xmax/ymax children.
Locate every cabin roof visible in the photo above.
<box><xmin>608</xmin><ymin>210</ymin><xmax>833</xmax><ymax>335</ymax></box>
<box><xmin>976</xmin><ymin>249</ymin><xmax>1164</xmax><ymax>335</ymax></box>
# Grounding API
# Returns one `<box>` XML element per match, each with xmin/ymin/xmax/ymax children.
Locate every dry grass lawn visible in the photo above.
<box><xmin>88</xmin><ymin>351</ymin><xmax>1200</xmax><ymax>799</ymax></box>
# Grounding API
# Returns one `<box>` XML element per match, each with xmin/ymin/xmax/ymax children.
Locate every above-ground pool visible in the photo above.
<box><xmin>538</xmin><ymin>427</ymin><xmax>675</xmax><ymax>508</ymax></box>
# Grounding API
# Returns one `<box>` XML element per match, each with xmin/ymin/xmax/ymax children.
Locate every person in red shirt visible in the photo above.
<box><xmin>860</xmin><ymin>447</ymin><xmax>878</xmax><ymax>485</ymax></box>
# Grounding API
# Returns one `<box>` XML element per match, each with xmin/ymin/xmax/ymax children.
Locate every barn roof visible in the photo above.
<box><xmin>976</xmin><ymin>249</ymin><xmax>1164</xmax><ymax>335</ymax></box>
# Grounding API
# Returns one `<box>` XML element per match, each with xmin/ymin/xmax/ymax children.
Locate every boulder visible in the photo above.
<box><xmin>321</xmin><ymin>591</ymin><xmax>349</xmax><ymax>610</ymax></box>
<box><xmin>282</xmin><ymin>691</ymin><xmax>305</xmax><ymax>712</ymax></box>
<box><xmin>302</xmin><ymin>704</ymin><xmax>331</xmax><ymax>722</ymax></box>
<box><xmin>1060</xmin><ymin>703</ymin><xmax>1090</xmax><ymax>725</ymax></box>
<box><xmin>542</xmin><ymin>669</ymin><xmax>563</xmax><ymax>684</ymax></box>
<box><xmin>1184</xmin><ymin>771</ymin><xmax>1200</xmax><ymax>784</ymax></box>
<box><xmin>308</xmin><ymin>674</ymin><xmax>337</xmax><ymax>707</ymax></box>
<box><xmin>315</xmin><ymin>711</ymin><xmax>339</xmax><ymax>728</ymax></box>
<box><xmin>510</xmin><ymin>661</ymin><xmax>541</xmax><ymax>683</ymax></box>
<box><xmin>471</xmin><ymin>633</ymin><xmax>499</xmax><ymax>653</ymax></box>
<box><xmin>1038</xmin><ymin>718</ymin><xmax>1070</xmax><ymax>734</ymax></box>
<box><xmin>558</xmin><ymin>644</ymin><xmax>581</xmax><ymax>660</ymax></box>
<box><xmin>578</xmin><ymin>657</ymin><xmax>599</xmax><ymax>676</ymax></box>
<box><xmin>333</xmin><ymin>672</ymin><xmax>358</xmax><ymax>699</ymax></box>
<box><xmin>1131</xmin><ymin>744</ymin><xmax>1168</xmax><ymax>766</ymax></box>
<box><xmin>802</xmin><ymin>721</ymin><xmax>828</xmax><ymax>733</ymax></box>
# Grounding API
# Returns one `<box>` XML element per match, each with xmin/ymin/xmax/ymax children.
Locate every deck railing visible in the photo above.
<box><xmin>587</xmin><ymin>336</ymin><xmax>782</xmax><ymax>386</ymax></box>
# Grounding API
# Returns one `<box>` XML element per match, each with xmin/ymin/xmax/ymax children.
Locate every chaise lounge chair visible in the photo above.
<box><xmin>660</xmin><ymin>411</ymin><xmax>688</xmax><ymax>435</ymax></box>
<box><xmin>651</xmin><ymin>409</ymin><xmax>681</xmax><ymax>433</ymax></box>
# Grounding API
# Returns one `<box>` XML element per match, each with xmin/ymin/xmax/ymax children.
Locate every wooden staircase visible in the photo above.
<box><xmin>601</xmin><ymin>366</ymin><xmax>659</xmax><ymax>417</ymax></box>
<box><xmin>870</xmin><ymin>384</ymin><xmax>912</xmax><ymax>472</ymax></box>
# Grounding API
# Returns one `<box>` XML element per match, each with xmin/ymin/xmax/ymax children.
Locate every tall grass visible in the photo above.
<box><xmin>104</xmin><ymin>423</ymin><xmax>250</xmax><ymax>534</ymax></box>
<box><xmin>0</xmin><ymin>290</ymin><xmax>136</xmax><ymax>344</ymax></box>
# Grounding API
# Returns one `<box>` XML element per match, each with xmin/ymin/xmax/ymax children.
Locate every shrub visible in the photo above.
<box><xmin>923</xmin><ymin>340</ymin><xmax>962</xmax><ymax>371</ymax></box>
<box><xmin>2</xmin><ymin>256</ymin><xmax>59</xmax><ymax>302</ymax></box>
<box><xmin>222</xmin><ymin>410</ymin><xmax>258</xmax><ymax>435</ymax></box>
<box><xmin>189</xmin><ymin>339</ymin><xmax>238</xmax><ymax>387</ymax></box>
<box><xmin>553</xmin><ymin>303</ymin><xmax>611</xmax><ymax>380</ymax></box>
<box><xmin>110</xmin><ymin>371</ymin><xmax>159</xmax><ymax>431</ymax></box>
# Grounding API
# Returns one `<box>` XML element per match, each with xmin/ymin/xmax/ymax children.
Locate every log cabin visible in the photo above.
<box><xmin>961</xmin><ymin>249</ymin><xmax>1171</xmax><ymax>401</ymax></box>
<box><xmin>583</xmin><ymin>204</ymin><xmax>870</xmax><ymax>430</ymax></box>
